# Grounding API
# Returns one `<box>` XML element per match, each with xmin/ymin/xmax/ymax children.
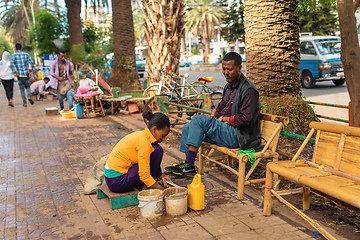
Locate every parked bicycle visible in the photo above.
<box><xmin>142</xmin><ymin>69</ymin><xmax>185</xmax><ymax>98</ymax></box>
<box><xmin>142</xmin><ymin>75</ymin><xmax>222</xmax><ymax>126</ymax></box>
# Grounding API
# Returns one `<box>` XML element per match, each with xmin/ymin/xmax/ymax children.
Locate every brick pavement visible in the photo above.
<box><xmin>0</xmin><ymin>85</ymin><xmax>314</xmax><ymax>239</ymax></box>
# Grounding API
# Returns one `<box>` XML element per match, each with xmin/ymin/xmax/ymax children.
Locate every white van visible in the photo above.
<box><xmin>300</xmin><ymin>36</ymin><xmax>345</xmax><ymax>88</ymax></box>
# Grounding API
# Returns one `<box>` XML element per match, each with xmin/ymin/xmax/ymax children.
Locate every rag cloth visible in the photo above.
<box><xmin>83</xmin><ymin>154</ymin><xmax>109</xmax><ymax>195</ymax></box>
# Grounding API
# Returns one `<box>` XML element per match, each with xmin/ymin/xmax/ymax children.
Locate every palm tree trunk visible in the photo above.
<box><xmin>108</xmin><ymin>0</ymin><xmax>140</xmax><ymax>90</ymax></box>
<box><xmin>337</xmin><ymin>0</ymin><xmax>360</xmax><ymax>126</ymax></box>
<box><xmin>181</xmin><ymin>37</ymin><xmax>186</xmax><ymax>55</ymax></box>
<box><xmin>22</xmin><ymin>2</ymin><xmax>31</xmax><ymax>27</ymax></box>
<box><xmin>205</xmin><ymin>38</ymin><xmax>210</xmax><ymax>60</ymax></box>
<box><xmin>64</xmin><ymin>0</ymin><xmax>85</xmax><ymax>62</ymax></box>
<box><xmin>143</xmin><ymin>0</ymin><xmax>185</xmax><ymax>84</ymax></box>
<box><xmin>244</xmin><ymin>0</ymin><xmax>301</xmax><ymax>96</ymax></box>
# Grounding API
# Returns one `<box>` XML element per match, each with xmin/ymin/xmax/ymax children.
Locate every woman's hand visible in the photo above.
<box><xmin>160</xmin><ymin>174</ymin><xmax>172</xmax><ymax>187</ymax></box>
<box><xmin>149</xmin><ymin>174</ymin><xmax>173</xmax><ymax>190</ymax></box>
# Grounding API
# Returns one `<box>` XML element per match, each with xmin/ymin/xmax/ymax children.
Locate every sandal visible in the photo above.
<box><xmin>8</xmin><ymin>102</ymin><xmax>14</xmax><ymax>107</ymax></box>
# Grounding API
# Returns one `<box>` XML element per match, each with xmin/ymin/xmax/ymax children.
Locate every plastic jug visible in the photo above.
<box><xmin>187</xmin><ymin>174</ymin><xmax>205</xmax><ymax>210</ymax></box>
<box><xmin>75</xmin><ymin>103</ymin><xmax>84</xmax><ymax>119</ymax></box>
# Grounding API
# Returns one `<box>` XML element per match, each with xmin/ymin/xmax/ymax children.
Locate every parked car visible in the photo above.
<box><xmin>136</xmin><ymin>53</ymin><xmax>146</xmax><ymax>78</ymax></box>
<box><xmin>179</xmin><ymin>56</ymin><xmax>192</xmax><ymax>67</ymax></box>
<box><xmin>300</xmin><ymin>36</ymin><xmax>344</xmax><ymax>88</ymax></box>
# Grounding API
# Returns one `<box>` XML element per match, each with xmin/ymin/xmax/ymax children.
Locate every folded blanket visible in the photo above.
<box><xmin>83</xmin><ymin>154</ymin><xmax>109</xmax><ymax>195</ymax></box>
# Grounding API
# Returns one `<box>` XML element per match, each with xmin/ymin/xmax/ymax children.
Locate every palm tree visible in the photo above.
<box><xmin>64</xmin><ymin>0</ymin><xmax>108</xmax><ymax>62</ymax></box>
<box><xmin>64</xmin><ymin>0</ymin><xmax>85</xmax><ymax>61</ymax></box>
<box><xmin>0</xmin><ymin>0</ymin><xmax>35</xmax><ymax>43</ymax></box>
<box><xmin>244</xmin><ymin>0</ymin><xmax>301</xmax><ymax>96</ymax></box>
<box><xmin>133</xmin><ymin>8</ymin><xmax>146</xmax><ymax>47</ymax></box>
<box><xmin>143</xmin><ymin>0</ymin><xmax>185</xmax><ymax>84</ymax></box>
<box><xmin>108</xmin><ymin>0</ymin><xmax>140</xmax><ymax>90</ymax></box>
<box><xmin>184</xmin><ymin>0</ymin><xmax>222</xmax><ymax>59</ymax></box>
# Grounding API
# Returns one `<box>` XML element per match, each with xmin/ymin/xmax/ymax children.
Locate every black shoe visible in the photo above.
<box><xmin>28</xmin><ymin>98</ymin><xmax>34</xmax><ymax>105</ymax></box>
<box><xmin>165</xmin><ymin>161</ymin><xmax>196</xmax><ymax>177</ymax></box>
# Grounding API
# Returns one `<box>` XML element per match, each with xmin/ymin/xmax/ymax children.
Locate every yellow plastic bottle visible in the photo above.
<box><xmin>187</xmin><ymin>174</ymin><xmax>205</xmax><ymax>210</ymax></box>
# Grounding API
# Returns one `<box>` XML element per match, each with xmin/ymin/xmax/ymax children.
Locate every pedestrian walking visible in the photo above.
<box><xmin>50</xmin><ymin>50</ymin><xmax>74</xmax><ymax>111</ymax></box>
<box><xmin>0</xmin><ymin>51</ymin><xmax>15</xmax><ymax>107</ymax></box>
<box><xmin>10</xmin><ymin>43</ymin><xmax>35</xmax><ymax>107</ymax></box>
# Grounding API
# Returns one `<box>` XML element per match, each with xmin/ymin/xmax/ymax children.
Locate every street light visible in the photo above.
<box><xmin>199</xmin><ymin>4</ymin><xmax>205</xmax><ymax>63</ymax></box>
<box><xmin>186</xmin><ymin>5</ymin><xmax>205</xmax><ymax>62</ymax></box>
<box><xmin>30</xmin><ymin>0</ymin><xmax>38</xmax><ymax>66</ymax></box>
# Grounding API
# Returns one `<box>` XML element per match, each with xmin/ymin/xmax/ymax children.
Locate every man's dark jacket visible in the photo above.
<box><xmin>223</xmin><ymin>74</ymin><xmax>261</xmax><ymax>149</ymax></box>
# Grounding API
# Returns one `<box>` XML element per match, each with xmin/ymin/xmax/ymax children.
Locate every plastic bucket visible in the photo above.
<box><xmin>163</xmin><ymin>187</ymin><xmax>188</xmax><ymax>216</ymax></box>
<box><xmin>75</xmin><ymin>103</ymin><xmax>84</xmax><ymax>119</ymax></box>
<box><xmin>137</xmin><ymin>189</ymin><xmax>164</xmax><ymax>218</ymax></box>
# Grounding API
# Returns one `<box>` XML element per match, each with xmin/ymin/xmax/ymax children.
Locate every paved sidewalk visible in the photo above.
<box><xmin>0</xmin><ymin>85</ymin><xmax>313</xmax><ymax>239</ymax></box>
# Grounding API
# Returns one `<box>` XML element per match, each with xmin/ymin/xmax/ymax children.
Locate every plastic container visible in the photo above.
<box><xmin>60</xmin><ymin>111</ymin><xmax>76</xmax><ymax>119</ymax></box>
<box><xmin>137</xmin><ymin>189</ymin><xmax>164</xmax><ymax>218</ymax></box>
<box><xmin>163</xmin><ymin>187</ymin><xmax>188</xmax><ymax>216</ymax></box>
<box><xmin>75</xmin><ymin>103</ymin><xmax>84</xmax><ymax>119</ymax></box>
<box><xmin>187</xmin><ymin>174</ymin><xmax>205</xmax><ymax>210</ymax></box>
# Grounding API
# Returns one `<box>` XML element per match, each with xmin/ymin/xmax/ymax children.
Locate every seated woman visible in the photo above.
<box><xmin>105</xmin><ymin>111</ymin><xmax>172</xmax><ymax>193</ymax></box>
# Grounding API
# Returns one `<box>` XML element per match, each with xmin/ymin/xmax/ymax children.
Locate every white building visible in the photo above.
<box><xmin>82</xmin><ymin>6</ymin><xmax>112</xmax><ymax>41</ymax></box>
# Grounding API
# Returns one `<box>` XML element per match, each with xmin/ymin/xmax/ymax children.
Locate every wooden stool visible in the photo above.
<box><xmin>97</xmin><ymin>185</ymin><xmax>139</xmax><ymax>210</ymax></box>
<box><xmin>81</xmin><ymin>95</ymin><xmax>105</xmax><ymax>117</ymax></box>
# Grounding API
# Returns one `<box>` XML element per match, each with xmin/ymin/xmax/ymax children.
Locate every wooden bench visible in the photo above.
<box><xmin>263</xmin><ymin>122</ymin><xmax>360</xmax><ymax>217</ymax></box>
<box><xmin>198</xmin><ymin>113</ymin><xmax>289</xmax><ymax>199</ymax></box>
<box><xmin>97</xmin><ymin>185</ymin><xmax>139</xmax><ymax>210</ymax></box>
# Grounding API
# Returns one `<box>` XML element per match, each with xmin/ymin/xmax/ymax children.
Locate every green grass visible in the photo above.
<box><xmin>121</xmin><ymin>92</ymin><xmax>143</xmax><ymax>98</ymax></box>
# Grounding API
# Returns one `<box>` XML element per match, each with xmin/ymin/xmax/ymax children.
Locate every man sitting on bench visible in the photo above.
<box><xmin>165</xmin><ymin>52</ymin><xmax>261</xmax><ymax>177</ymax></box>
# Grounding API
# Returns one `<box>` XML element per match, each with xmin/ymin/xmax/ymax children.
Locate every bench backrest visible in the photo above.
<box><xmin>260</xmin><ymin>113</ymin><xmax>289</xmax><ymax>152</ymax></box>
<box><xmin>310</xmin><ymin>122</ymin><xmax>360</xmax><ymax>178</ymax></box>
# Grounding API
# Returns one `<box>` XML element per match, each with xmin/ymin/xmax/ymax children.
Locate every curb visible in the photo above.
<box><xmin>189</xmin><ymin>65</ymin><xmax>222</xmax><ymax>72</ymax></box>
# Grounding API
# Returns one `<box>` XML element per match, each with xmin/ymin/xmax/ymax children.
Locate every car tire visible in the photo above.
<box><xmin>301</xmin><ymin>71</ymin><xmax>316</xmax><ymax>89</ymax></box>
<box><xmin>332</xmin><ymin>79</ymin><xmax>345</xmax><ymax>86</ymax></box>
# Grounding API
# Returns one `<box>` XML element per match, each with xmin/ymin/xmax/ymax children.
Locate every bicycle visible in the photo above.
<box><xmin>142</xmin><ymin>69</ymin><xmax>184</xmax><ymax>98</ymax></box>
<box><xmin>144</xmin><ymin>69</ymin><xmax>221</xmax><ymax>106</ymax></box>
<box><xmin>143</xmin><ymin>76</ymin><xmax>222</xmax><ymax>126</ymax></box>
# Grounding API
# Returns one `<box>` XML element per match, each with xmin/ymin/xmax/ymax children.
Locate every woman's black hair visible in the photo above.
<box><xmin>142</xmin><ymin>111</ymin><xmax>170</xmax><ymax>130</ymax></box>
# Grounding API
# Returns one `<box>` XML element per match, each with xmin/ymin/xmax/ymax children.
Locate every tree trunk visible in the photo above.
<box><xmin>244</xmin><ymin>0</ymin><xmax>301</xmax><ymax>97</ymax></box>
<box><xmin>205</xmin><ymin>38</ymin><xmax>210</xmax><ymax>61</ymax></box>
<box><xmin>108</xmin><ymin>0</ymin><xmax>140</xmax><ymax>90</ymax></box>
<box><xmin>337</xmin><ymin>0</ymin><xmax>360</xmax><ymax>127</ymax></box>
<box><xmin>181</xmin><ymin>36</ymin><xmax>186</xmax><ymax>55</ymax></box>
<box><xmin>143</xmin><ymin>0</ymin><xmax>185</xmax><ymax>84</ymax></box>
<box><xmin>64</xmin><ymin>0</ymin><xmax>85</xmax><ymax>62</ymax></box>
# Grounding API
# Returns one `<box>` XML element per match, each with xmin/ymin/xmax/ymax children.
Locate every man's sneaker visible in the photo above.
<box><xmin>28</xmin><ymin>98</ymin><xmax>34</xmax><ymax>105</ymax></box>
<box><xmin>165</xmin><ymin>161</ymin><xmax>196</xmax><ymax>177</ymax></box>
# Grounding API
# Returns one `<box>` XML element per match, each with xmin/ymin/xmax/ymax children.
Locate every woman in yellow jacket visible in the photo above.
<box><xmin>105</xmin><ymin>111</ymin><xmax>172</xmax><ymax>193</ymax></box>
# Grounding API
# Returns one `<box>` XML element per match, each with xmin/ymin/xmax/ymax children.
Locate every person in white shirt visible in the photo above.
<box><xmin>0</xmin><ymin>51</ymin><xmax>15</xmax><ymax>107</ymax></box>
<box><xmin>30</xmin><ymin>77</ymin><xmax>50</xmax><ymax>98</ymax></box>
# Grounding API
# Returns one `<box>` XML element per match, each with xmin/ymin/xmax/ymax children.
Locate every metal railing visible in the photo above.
<box><xmin>306</xmin><ymin>101</ymin><xmax>349</xmax><ymax>123</ymax></box>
